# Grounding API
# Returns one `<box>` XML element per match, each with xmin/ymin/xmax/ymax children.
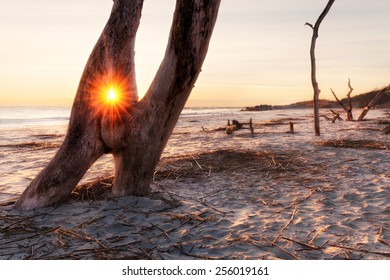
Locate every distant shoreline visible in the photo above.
<box><xmin>242</xmin><ymin>86</ymin><xmax>390</xmax><ymax>111</ymax></box>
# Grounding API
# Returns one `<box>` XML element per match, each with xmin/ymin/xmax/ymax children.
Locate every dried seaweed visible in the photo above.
<box><xmin>70</xmin><ymin>176</ymin><xmax>114</xmax><ymax>202</ymax></box>
<box><xmin>317</xmin><ymin>139</ymin><xmax>389</xmax><ymax>150</ymax></box>
<box><xmin>154</xmin><ymin>149</ymin><xmax>311</xmax><ymax>182</ymax></box>
<box><xmin>0</xmin><ymin>142</ymin><xmax>60</xmax><ymax>150</ymax></box>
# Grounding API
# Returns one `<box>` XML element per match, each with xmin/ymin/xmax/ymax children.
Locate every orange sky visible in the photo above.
<box><xmin>0</xmin><ymin>0</ymin><xmax>389</xmax><ymax>107</ymax></box>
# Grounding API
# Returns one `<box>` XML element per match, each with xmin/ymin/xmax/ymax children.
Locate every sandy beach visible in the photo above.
<box><xmin>0</xmin><ymin>108</ymin><xmax>389</xmax><ymax>259</ymax></box>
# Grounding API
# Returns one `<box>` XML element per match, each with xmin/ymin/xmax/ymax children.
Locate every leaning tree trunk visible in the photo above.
<box><xmin>357</xmin><ymin>85</ymin><xmax>389</xmax><ymax>121</ymax></box>
<box><xmin>305</xmin><ymin>0</ymin><xmax>335</xmax><ymax>136</ymax></box>
<box><xmin>14</xmin><ymin>0</ymin><xmax>221</xmax><ymax>210</ymax></box>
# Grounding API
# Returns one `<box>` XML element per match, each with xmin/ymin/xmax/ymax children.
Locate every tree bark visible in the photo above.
<box><xmin>14</xmin><ymin>0</ymin><xmax>221</xmax><ymax>210</ymax></box>
<box><xmin>305</xmin><ymin>0</ymin><xmax>335</xmax><ymax>136</ymax></box>
<box><xmin>357</xmin><ymin>85</ymin><xmax>389</xmax><ymax>121</ymax></box>
<box><xmin>384</xmin><ymin>125</ymin><xmax>390</xmax><ymax>135</ymax></box>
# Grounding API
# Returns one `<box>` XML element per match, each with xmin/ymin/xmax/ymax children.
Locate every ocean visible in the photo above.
<box><xmin>0</xmin><ymin>106</ymin><xmax>251</xmax><ymax>128</ymax></box>
<box><xmin>0</xmin><ymin>106</ymin><xmax>71</xmax><ymax>128</ymax></box>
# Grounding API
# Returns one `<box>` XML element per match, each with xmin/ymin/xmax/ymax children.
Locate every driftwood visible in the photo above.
<box><xmin>14</xmin><ymin>0</ymin><xmax>221</xmax><ymax>210</ymax></box>
<box><xmin>330</xmin><ymin>79</ymin><xmax>354</xmax><ymax>121</ymax></box>
<box><xmin>330</xmin><ymin>83</ymin><xmax>389</xmax><ymax>122</ymax></box>
<box><xmin>226</xmin><ymin>119</ymin><xmax>254</xmax><ymax>137</ymax></box>
<box><xmin>357</xmin><ymin>86</ymin><xmax>389</xmax><ymax>121</ymax></box>
<box><xmin>305</xmin><ymin>0</ymin><xmax>335</xmax><ymax>136</ymax></box>
<box><xmin>289</xmin><ymin>122</ymin><xmax>294</xmax><ymax>134</ymax></box>
<box><xmin>330</xmin><ymin>110</ymin><xmax>343</xmax><ymax>123</ymax></box>
<box><xmin>321</xmin><ymin>114</ymin><xmax>333</xmax><ymax>121</ymax></box>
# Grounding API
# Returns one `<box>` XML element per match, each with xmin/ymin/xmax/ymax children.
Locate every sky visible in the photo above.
<box><xmin>0</xmin><ymin>0</ymin><xmax>389</xmax><ymax>107</ymax></box>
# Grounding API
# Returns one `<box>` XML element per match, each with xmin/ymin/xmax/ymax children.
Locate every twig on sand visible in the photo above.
<box><xmin>0</xmin><ymin>214</ymin><xmax>41</xmax><ymax>232</ymax></box>
<box><xmin>273</xmin><ymin>207</ymin><xmax>298</xmax><ymax>243</ymax></box>
<box><xmin>284</xmin><ymin>188</ymin><xmax>318</xmax><ymax>210</ymax></box>
<box><xmin>329</xmin><ymin>244</ymin><xmax>390</xmax><ymax>257</ymax></box>
<box><xmin>378</xmin><ymin>239</ymin><xmax>390</xmax><ymax>248</ymax></box>
<box><xmin>177</xmin><ymin>246</ymin><xmax>217</xmax><ymax>260</ymax></box>
<box><xmin>282</xmin><ymin>236</ymin><xmax>322</xmax><ymax>250</ymax></box>
<box><xmin>375</xmin><ymin>227</ymin><xmax>390</xmax><ymax>248</ymax></box>
<box><xmin>73</xmin><ymin>216</ymin><xmax>103</xmax><ymax>230</ymax></box>
<box><xmin>150</xmin><ymin>223</ymin><xmax>170</xmax><ymax>238</ymax></box>
<box><xmin>138</xmin><ymin>247</ymin><xmax>155</xmax><ymax>260</ymax></box>
<box><xmin>191</xmin><ymin>156</ymin><xmax>203</xmax><ymax>170</ymax></box>
<box><xmin>196</xmin><ymin>199</ymin><xmax>230</xmax><ymax>214</ymax></box>
<box><xmin>258</xmin><ymin>236</ymin><xmax>300</xmax><ymax>260</ymax></box>
<box><xmin>188</xmin><ymin>214</ymin><xmax>214</xmax><ymax>231</ymax></box>
<box><xmin>0</xmin><ymin>226</ymin><xmax>60</xmax><ymax>247</ymax></box>
<box><xmin>53</xmin><ymin>227</ymin><xmax>107</xmax><ymax>250</ymax></box>
<box><xmin>147</xmin><ymin>218</ymin><xmax>192</xmax><ymax>240</ymax></box>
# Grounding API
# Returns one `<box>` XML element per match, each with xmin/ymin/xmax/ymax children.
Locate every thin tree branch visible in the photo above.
<box><xmin>347</xmin><ymin>78</ymin><xmax>353</xmax><ymax>111</ymax></box>
<box><xmin>304</xmin><ymin>22</ymin><xmax>314</xmax><ymax>29</ymax></box>
<box><xmin>330</xmin><ymin>88</ymin><xmax>348</xmax><ymax>111</ymax></box>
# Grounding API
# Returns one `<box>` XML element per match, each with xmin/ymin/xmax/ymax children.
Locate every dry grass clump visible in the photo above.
<box><xmin>317</xmin><ymin>139</ymin><xmax>389</xmax><ymax>150</ymax></box>
<box><xmin>70</xmin><ymin>176</ymin><xmax>114</xmax><ymax>202</ymax></box>
<box><xmin>154</xmin><ymin>149</ymin><xmax>311</xmax><ymax>182</ymax></box>
<box><xmin>32</xmin><ymin>134</ymin><xmax>64</xmax><ymax>140</ymax></box>
<box><xmin>69</xmin><ymin>149</ymin><xmax>314</xmax><ymax>202</ymax></box>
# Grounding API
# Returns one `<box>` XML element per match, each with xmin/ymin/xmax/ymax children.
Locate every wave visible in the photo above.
<box><xmin>0</xmin><ymin>107</ymin><xmax>240</xmax><ymax>127</ymax></box>
<box><xmin>0</xmin><ymin>117</ymin><xmax>69</xmax><ymax>128</ymax></box>
<box><xmin>181</xmin><ymin>107</ymin><xmax>241</xmax><ymax>118</ymax></box>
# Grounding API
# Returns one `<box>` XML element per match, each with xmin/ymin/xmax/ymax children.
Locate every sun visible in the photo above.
<box><xmin>88</xmin><ymin>72</ymin><xmax>137</xmax><ymax>125</ymax></box>
<box><xmin>107</xmin><ymin>87</ymin><xmax>117</xmax><ymax>102</ymax></box>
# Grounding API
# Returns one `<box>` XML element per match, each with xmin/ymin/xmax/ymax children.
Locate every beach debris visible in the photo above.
<box><xmin>225</xmin><ymin>125</ymin><xmax>234</xmax><ymax>135</ymax></box>
<box><xmin>330</xmin><ymin>78</ymin><xmax>354</xmax><ymax>121</ymax></box>
<box><xmin>287</xmin><ymin>122</ymin><xmax>295</xmax><ymax>134</ymax></box>
<box><xmin>273</xmin><ymin>207</ymin><xmax>298</xmax><ymax>243</ymax></box>
<box><xmin>330</xmin><ymin>109</ymin><xmax>343</xmax><ymax>123</ymax></box>
<box><xmin>0</xmin><ymin>142</ymin><xmax>61</xmax><ymax>150</ymax></box>
<box><xmin>317</xmin><ymin>139</ymin><xmax>389</xmax><ymax>150</ymax></box>
<box><xmin>225</xmin><ymin>119</ymin><xmax>254</xmax><ymax>137</ymax></box>
<box><xmin>330</xmin><ymin>80</ymin><xmax>390</xmax><ymax>122</ymax></box>
<box><xmin>321</xmin><ymin>114</ymin><xmax>331</xmax><ymax>121</ymax></box>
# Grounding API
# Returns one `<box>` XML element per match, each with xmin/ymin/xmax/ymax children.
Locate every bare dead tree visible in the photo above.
<box><xmin>14</xmin><ymin>0</ymin><xmax>221</xmax><ymax>210</ymax></box>
<box><xmin>305</xmin><ymin>0</ymin><xmax>335</xmax><ymax>136</ymax></box>
<box><xmin>330</xmin><ymin>78</ymin><xmax>354</xmax><ymax>121</ymax></box>
<box><xmin>357</xmin><ymin>85</ymin><xmax>389</xmax><ymax>121</ymax></box>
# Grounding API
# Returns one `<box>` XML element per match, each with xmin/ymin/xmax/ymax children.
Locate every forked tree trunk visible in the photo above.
<box><xmin>330</xmin><ymin>78</ymin><xmax>354</xmax><ymax>121</ymax></box>
<box><xmin>14</xmin><ymin>0</ymin><xmax>221</xmax><ymax>210</ymax></box>
<box><xmin>305</xmin><ymin>0</ymin><xmax>335</xmax><ymax>136</ymax></box>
